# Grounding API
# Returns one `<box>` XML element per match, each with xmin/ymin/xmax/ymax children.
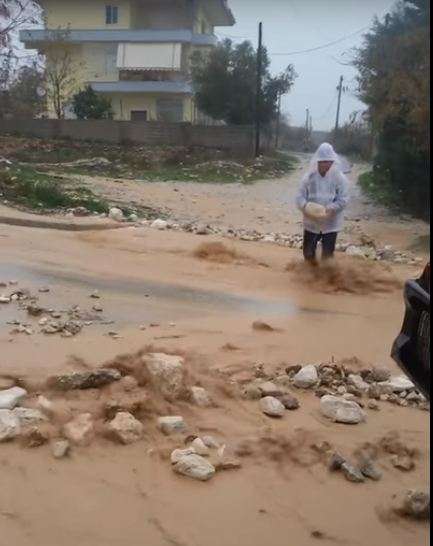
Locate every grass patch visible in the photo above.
<box><xmin>359</xmin><ymin>170</ymin><xmax>401</xmax><ymax>211</ymax></box>
<box><xmin>0</xmin><ymin>165</ymin><xmax>109</xmax><ymax>213</ymax></box>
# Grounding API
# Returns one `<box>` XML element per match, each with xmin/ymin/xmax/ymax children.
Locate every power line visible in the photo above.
<box><xmin>270</xmin><ymin>25</ymin><xmax>370</xmax><ymax>56</ymax></box>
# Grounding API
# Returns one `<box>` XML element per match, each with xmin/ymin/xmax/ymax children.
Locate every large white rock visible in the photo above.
<box><xmin>0</xmin><ymin>387</ymin><xmax>27</xmax><ymax>410</ymax></box>
<box><xmin>173</xmin><ymin>453</ymin><xmax>216</xmax><ymax>481</ymax></box>
<box><xmin>63</xmin><ymin>413</ymin><xmax>94</xmax><ymax>446</ymax></box>
<box><xmin>171</xmin><ymin>447</ymin><xmax>196</xmax><ymax>464</ymax></box>
<box><xmin>191</xmin><ymin>437</ymin><xmax>210</xmax><ymax>456</ymax></box>
<box><xmin>108</xmin><ymin>207</ymin><xmax>124</xmax><ymax>222</ymax></box>
<box><xmin>107</xmin><ymin>411</ymin><xmax>144</xmax><ymax>445</ymax></box>
<box><xmin>260</xmin><ymin>396</ymin><xmax>285</xmax><ymax>417</ymax></box>
<box><xmin>293</xmin><ymin>365</ymin><xmax>319</xmax><ymax>389</ymax></box>
<box><xmin>0</xmin><ymin>409</ymin><xmax>21</xmax><ymax>441</ymax></box>
<box><xmin>345</xmin><ymin>245</ymin><xmax>366</xmax><ymax>258</ymax></box>
<box><xmin>320</xmin><ymin>395</ymin><xmax>366</xmax><ymax>424</ymax></box>
<box><xmin>189</xmin><ymin>386</ymin><xmax>213</xmax><ymax>408</ymax></box>
<box><xmin>143</xmin><ymin>353</ymin><xmax>185</xmax><ymax>399</ymax></box>
<box><xmin>380</xmin><ymin>375</ymin><xmax>415</xmax><ymax>393</ymax></box>
<box><xmin>151</xmin><ymin>219</ymin><xmax>168</xmax><ymax>230</ymax></box>
<box><xmin>12</xmin><ymin>407</ymin><xmax>47</xmax><ymax>427</ymax></box>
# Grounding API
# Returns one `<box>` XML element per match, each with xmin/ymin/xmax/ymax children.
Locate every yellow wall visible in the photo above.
<box><xmin>131</xmin><ymin>0</ymin><xmax>193</xmax><ymax>30</ymax></box>
<box><xmin>108</xmin><ymin>93</ymin><xmax>193</xmax><ymax>121</ymax></box>
<box><xmin>40</xmin><ymin>0</ymin><xmax>132</xmax><ymax>29</ymax></box>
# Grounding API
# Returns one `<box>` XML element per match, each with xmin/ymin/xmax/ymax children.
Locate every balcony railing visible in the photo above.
<box><xmin>20</xmin><ymin>29</ymin><xmax>217</xmax><ymax>46</ymax></box>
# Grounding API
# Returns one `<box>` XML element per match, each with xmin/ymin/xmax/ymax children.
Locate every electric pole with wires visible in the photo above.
<box><xmin>255</xmin><ymin>21</ymin><xmax>263</xmax><ymax>158</ymax></box>
<box><xmin>334</xmin><ymin>75</ymin><xmax>344</xmax><ymax>137</ymax></box>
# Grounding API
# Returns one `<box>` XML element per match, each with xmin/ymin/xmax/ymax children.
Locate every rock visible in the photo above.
<box><xmin>189</xmin><ymin>386</ymin><xmax>213</xmax><ymax>408</ymax></box>
<box><xmin>380</xmin><ymin>375</ymin><xmax>415</xmax><ymax>393</ymax></box>
<box><xmin>360</xmin><ymin>460</ymin><xmax>382</xmax><ymax>481</ymax></box>
<box><xmin>252</xmin><ymin>320</ymin><xmax>275</xmax><ymax>332</ymax></box>
<box><xmin>202</xmin><ymin>435</ymin><xmax>220</xmax><ymax>449</ymax></box>
<box><xmin>0</xmin><ymin>295</ymin><xmax>10</xmax><ymax>304</ymax></box>
<box><xmin>108</xmin><ymin>207</ymin><xmax>124</xmax><ymax>222</ymax></box>
<box><xmin>328</xmin><ymin>452</ymin><xmax>346</xmax><ymax>471</ymax></box>
<box><xmin>195</xmin><ymin>223</ymin><xmax>210</xmax><ymax>235</ymax></box>
<box><xmin>0</xmin><ymin>377</ymin><xmax>15</xmax><ymax>390</ymax></box>
<box><xmin>348</xmin><ymin>374</ymin><xmax>369</xmax><ymax>392</ymax></box>
<box><xmin>151</xmin><ymin>219</ymin><xmax>168</xmax><ymax>230</ymax></box>
<box><xmin>171</xmin><ymin>447</ymin><xmax>196</xmax><ymax>464</ymax></box>
<box><xmin>173</xmin><ymin>453</ymin><xmax>216</xmax><ymax>481</ymax></box>
<box><xmin>128</xmin><ymin>213</ymin><xmax>138</xmax><ymax>222</ymax></box>
<box><xmin>391</xmin><ymin>454</ymin><xmax>415</xmax><ymax>471</ymax></box>
<box><xmin>293</xmin><ymin>365</ymin><xmax>319</xmax><ymax>389</ymax></box>
<box><xmin>0</xmin><ymin>409</ymin><xmax>21</xmax><ymax>441</ymax></box>
<box><xmin>51</xmin><ymin>439</ymin><xmax>70</xmax><ymax>459</ymax></box>
<box><xmin>0</xmin><ymin>386</ymin><xmax>27</xmax><ymax>410</ymax></box>
<box><xmin>393</xmin><ymin>490</ymin><xmax>430</xmax><ymax>520</ymax></box>
<box><xmin>273</xmin><ymin>374</ymin><xmax>292</xmax><ymax>388</ymax></box>
<box><xmin>191</xmin><ymin>437</ymin><xmax>210</xmax><ymax>456</ymax></box>
<box><xmin>63</xmin><ymin>413</ymin><xmax>94</xmax><ymax>446</ymax></box>
<box><xmin>370</xmin><ymin>367</ymin><xmax>391</xmax><ymax>382</ymax></box>
<box><xmin>21</xmin><ymin>425</ymin><xmax>52</xmax><ymax>448</ymax></box>
<box><xmin>367</xmin><ymin>384</ymin><xmax>382</xmax><ymax>400</ymax></box>
<box><xmin>277</xmin><ymin>393</ymin><xmax>300</xmax><ymax>410</ymax></box>
<box><xmin>92</xmin><ymin>304</ymin><xmax>103</xmax><ymax>312</ymax></box>
<box><xmin>120</xmin><ymin>375</ymin><xmax>139</xmax><ymax>392</ymax></box>
<box><xmin>242</xmin><ymin>384</ymin><xmax>262</xmax><ymax>400</ymax></box>
<box><xmin>259</xmin><ymin>396</ymin><xmax>285</xmax><ymax>417</ymax></box>
<box><xmin>345</xmin><ymin>245</ymin><xmax>366</xmax><ymax>258</ymax></box>
<box><xmin>37</xmin><ymin>395</ymin><xmax>54</xmax><ymax>417</ymax></box>
<box><xmin>157</xmin><ymin>416</ymin><xmax>186</xmax><ymax>435</ymax></box>
<box><xmin>46</xmin><ymin>369</ymin><xmax>121</xmax><ymax>391</ymax></box>
<box><xmin>257</xmin><ymin>381</ymin><xmax>284</xmax><ymax>397</ymax></box>
<box><xmin>142</xmin><ymin>353</ymin><xmax>186</xmax><ymax>399</ymax></box>
<box><xmin>367</xmin><ymin>400</ymin><xmax>380</xmax><ymax>411</ymax></box>
<box><xmin>107</xmin><ymin>412</ymin><xmax>144</xmax><ymax>445</ymax></box>
<box><xmin>341</xmin><ymin>462</ymin><xmax>365</xmax><ymax>482</ymax></box>
<box><xmin>12</xmin><ymin>408</ymin><xmax>47</xmax><ymax>426</ymax></box>
<box><xmin>320</xmin><ymin>395</ymin><xmax>366</xmax><ymax>424</ymax></box>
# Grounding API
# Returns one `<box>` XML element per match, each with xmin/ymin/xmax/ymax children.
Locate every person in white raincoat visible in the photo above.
<box><xmin>296</xmin><ymin>142</ymin><xmax>350</xmax><ymax>263</ymax></box>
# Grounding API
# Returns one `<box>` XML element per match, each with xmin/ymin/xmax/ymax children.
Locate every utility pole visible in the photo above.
<box><xmin>255</xmin><ymin>22</ymin><xmax>263</xmax><ymax>158</ymax></box>
<box><xmin>275</xmin><ymin>91</ymin><xmax>282</xmax><ymax>149</ymax></box>
<box><xmin>334</xmin><ymin>75</ymin><xmax>344</xmax><ymax>136</ymax></box>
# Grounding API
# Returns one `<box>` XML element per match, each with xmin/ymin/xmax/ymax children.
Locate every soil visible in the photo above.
<box><xmin>0</xmin><ymin>159</ymin><xmax>430</xmax><ymax>546</ymax></box>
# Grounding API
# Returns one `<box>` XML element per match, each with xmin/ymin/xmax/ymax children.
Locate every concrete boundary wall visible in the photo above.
<box><xmin>0</xmin><ymin>119</ymin><xmax>256</xmax><ymax>156</ymax></box>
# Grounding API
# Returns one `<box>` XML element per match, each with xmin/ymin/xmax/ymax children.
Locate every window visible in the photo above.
<box><xmin>131</xmin><ymin>111</ymin><xmax>148</xmax><ymax>121</ymax></box>
<box><xmin>157</xmin><ymin>99</ymin><xmax>184</xmax><ymax>123</ymax></box>
<box><xmin>106</xmin><ymin>5</ymin><xmax>119</xmax><ymax>25</ymax></box>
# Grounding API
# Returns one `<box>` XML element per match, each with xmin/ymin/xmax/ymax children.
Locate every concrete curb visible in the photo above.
<box><xmin>0</xmin><ymin>213</ymin><xmax>127</xmax><ymax>231</ymax></box>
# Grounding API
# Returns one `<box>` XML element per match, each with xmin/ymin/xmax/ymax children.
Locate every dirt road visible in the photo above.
<box><xmin>64</xmin><ymin>154</ymin><xmax>429</xmax><ymax>253</ymax></box>
<box><xmin>0</xmin><ymin>214</ymin><xmax>429</xmax><ymax>546</ymax></box>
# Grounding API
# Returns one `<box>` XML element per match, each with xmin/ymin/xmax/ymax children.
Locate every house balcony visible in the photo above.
<box><xmin>89</xmin><ymin>81</ymin><xmax>193</xmax><ymax>94</ymax></box>
<box><xmin>19</xmin><ymin>29</ymin><xmax>217</xmax><ymax>48</ymax></box>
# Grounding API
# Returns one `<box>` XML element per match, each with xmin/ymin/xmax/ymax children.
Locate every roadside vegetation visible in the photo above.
<box><xmin>0</xmin><ymin>135</ymin><xmax>297</xmax><ymax>183</ymax></box>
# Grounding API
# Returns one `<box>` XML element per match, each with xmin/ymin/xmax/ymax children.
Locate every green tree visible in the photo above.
<box><xmin>72</xmin><ymin>85</ymin><xmax>113</xmax><ymax>119</ymax></box>
<box><xmin>353</xmin><ymin>0</ymin><xmax>430</xmax><ymax>218</ymax></box>
<box><xmin>191</xmin><ymin>39</ymin><xmax>296</xmax><ymax>125</ymax></box>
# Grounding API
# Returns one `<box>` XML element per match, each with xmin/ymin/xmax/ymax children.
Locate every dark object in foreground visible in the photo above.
<box><xmin>391</xmin><ymin>263</ymin><xmax>430</xmax><ymax>399</ymax></box>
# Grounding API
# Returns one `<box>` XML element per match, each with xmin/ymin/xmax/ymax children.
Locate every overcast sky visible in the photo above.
<box><xmin>217</xmin><ymin>0</ymin><xmax>394</xmax><ymax>130</ymax></box>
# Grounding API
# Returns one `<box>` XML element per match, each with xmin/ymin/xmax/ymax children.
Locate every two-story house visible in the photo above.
<box><xmin>20</xmin><ymin>0</ymin><xmax>235</xmax><ymax>121</ymax></box>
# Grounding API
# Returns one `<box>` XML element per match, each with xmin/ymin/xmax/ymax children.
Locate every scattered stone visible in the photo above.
<box><xmin>367</xmin><ymin>400</ymin><xmax>380</xmax><ymax>410</ymax></box>
<box><xmin>348</xmin><ymin>374</ymin><xmax>369</xmax><ymax>392</ymax></box>
<box><xmin>63</xmin><ymin>413</ymin><xmax>94</xmax><ymax>446</ymax></box>
<box><xmin>0</xmin><ymin>386</ymin><xmax>27</xmax><ymax>410</ymax></box>
<box><xmin>108</xmin><ymin>207</ymin><xmax>124</xmax><ymax>222</ymax></box>
<box><xmin>277</xmin><ymin>393</ymin><xmax>300</xmax><ymax>410</ymax></box>
<box><xmin>370</xmin><ymin>367</ymin><xmax>391</xmax><ymax>382</ymax></box>
<box><xmin>0</xmin><ymin>295</ymin><xmax>10</xmax><ymax>304</ymax></box>
<box><xmin>0</xmin><ymin>377</ymin><xmax>15</xmax><ymax>390</ymax></box>
<box><xmin>12</xmin><ymin>408</ymin><xmax>47</xmax><ymax>426</ymax></box>
<box><xmin>21</xmin><ymin>425</ymin><xmax>51</xmax><ymax>448</ymax></box>
<box><xmin>107</xmin><ymin>412</ymin><xmax>144</xmax><ymax>445</ymax></box>
<box><xmin>26</xmin><ymin>303</ymin><xmax>44</xmax><ymax>316</ymax></box>
<box><xmin>142</xmin><ymin>353</ymin><xmax>186</xmax><ymax>399</ymax></box>
<box><xmin>393</xmin><ymin>490</ymin><xmax>430</xmax><ymax>520</ymax></box>
<box><xmin>191</xmin><ymin>437</ymin><xmax>210</xmax><ymax>456</ymax></box>
<box><xmin>391</xmin><ymin>454</ymin><xmax>415</xmax><ymax>471</ymax></box>
<box><xmin>128</xmin><ymin>213</ymin><xmax>138</xmax><ymax>223</ymax></box>
<box><xmin>242</xmin><ymin>383</ymin><xmax>262</xmax><ymax>400</ymax></box>
<box><xmin>51</xmin><ymin>439</ymin><xmax>70</xmax><ymax>459</ymax></box>
<box><xmin>120</xmin><ymin>375</ymin><xmax>138</xmax><ymax>392</ymax></box>
<box><xmin>90</xmin><ymin>291</ymin><xmax>100</xmax><ymax>299</ymax></box>
<box><xmin>285</xmin><ymin>364</ymin><xmax>302</xmax><ymax>375</ymax></box>
<box><xmin>171</xmin><ymin>447</ymin><xmax>196</xmax><ymax>464</ymax></box>
<box><xmin>293</xmin><ymin>365</ymin><xmax>318</xmax><ymax>389</ymax></box>
<box><xmin>257</xmin><ymin>381</ymin><xmax>284</xmax><ymax>397</ymax></box>
<box><xmin>38</xmin><ymin>286</ymin><xmax>50</xmax><ymax>293</ymax></box>
<box><xmin>46</xmin><ymin>369</ymin><xmax>121</xmax><ymax>391</ymax></box>
<box><xmin>328</xmin><ymin>452</ymin><xmax>346</xmax><ymax>471</ymax></box>
<box><xmin>0</xmin><ymin>409</ymin><xmax>21</xmax><ymax>441</ymax></box>
<box><xmin>259</xmin><ymin>396</ymin><xmax>285</xmax><ymax>417</ymax></box>
<box><xmin>359</xmin><ymin>460</ymin><xmax>382</xmax><ymax>481</ymax></box>
<box><xmin>202</xmin><ymin>435</ymin><xmax>220</xmax><ymax>449</ymax></box>
<box><xmin>92</xmin><ymin>303</ymin><xmax>103</xmax><ymax>312</ymax></box>
<box><xmin>341</xmin><ymin>462</ymin><xmax>365</xmax><ymax>483</ymax></box>
<box><xmin>151</xmin><ymin>218</ymin><xmax>168</xmax><ymax>230</ymax></box>
<box><xmin>252</xmin><ymin>320</ymin><xmax>275</xmax><ymax>332</ymax></box>
<box><xmin>157</xmin><ymin>416</ymin><xmax>186</xmax><ymax>435</ymax></box>
<box><xmin>381</xmin><ymin>375</ymin><xmax>415</xmax><ymax>393</ymax></box>
<box><xmin>320</xmin><ymin>395</ymin><xmax>366</xmax><ymax>424</ymax></box>
<box><xmin>189</xmin><ymin>386</ymin><xmax>214</xmax><ymax>407</ymax></box>
<box><xmin>345</xmin><ymin>245</ymin><xmax>366</xmax><ymax>258</ymax></box>
<box><xmin>173</xmin><ymin>453</ymin><xmax>216</xmax><ymax>481</ymax></box>
<box><xmin>367</xmin><ymin>384</ymin><xmax>382</xmax><ymax>400</ymax></box>
<box><xmin>195</xmin><ymin>223</ymin><xmax>210</xmax><ymax>235</ymax></box>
